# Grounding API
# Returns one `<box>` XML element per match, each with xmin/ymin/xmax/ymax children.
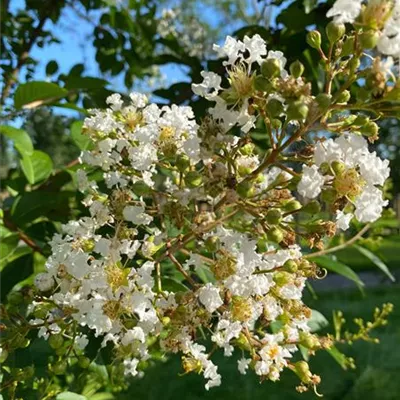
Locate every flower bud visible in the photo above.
<box><xmin>293</xmin><ymin>361</ymin><xmax>312</xmax><ymax>384</ymax></box>
<box><xmin>273</xmin><ymin>271</ymin><xmax>291</xmax><ymax>285</ymax></box>
<box><xmin>236</xmin><ymin>181</ymin><xmax>255</xmax><ymax>198</ymax></box>
<box><xmin>360</xmin><ymin>121</ymin><xmax>379</xmax><ymax>138</ymax></box>
<box><xmin>7</xmin><ymin>291</ymin><xmax>24</xmax><ymax>305</ymax></box>
<box><xmin>284</xmin><ymin>199</ymin><xmax>302</xmax><ymax>212</ymax></box>
<box><xmin>78</xmin><ymin>356</ymin><xmax>91</xmax><ymax>369</ymax></box>
<box><xmin>51</xmin><ymin>360</ymin><xmax>67</xmax><ymax>375</ymax></box>
<box><xmin>306</xmin><ymin>30</ymin><xmax>321</xmax><ymax>50</ymax></box>
<box><xmin>354</xmin><ymin>114</ymin><xmax>369</xmax><ymax>126</ymax></box>
<box><xmin>326</xmin><ymin>22</ymin><xmax>345</xmax><ymax>44</ymax></box>
<box><xmin>287</xmin><ymin>100</ymin><xmax>309</xmax><ymax>121</ymax></box>
<box><xmin>48</xmin><ymin>334</ymin><xmax>64</xmax><ymax>350</ymax></box>
<box><xmin>341</xmin><ymin>36</ymin><xmax>355</xmax><ymax>57</ymax></box>
<box><xmin>253</xmin><ymin>75</ymin><xmax>271</xmax><ymax>91</ymax></box>
<box><xmin>185</xmin><ymin>171</ymin><xmax>203</xmax><ymax>188</ymax></box>
<box><xmin>267</xmin><ymin>98</ymin><xmax>284</xmax><ymax>117</ymax></box>
<box><xmin>336</xmin><ymin>90</ymin><xmax>351</xmax><ymax>104</ymax></box>
<box><xmin>240</xmin><ymin>143</ymin><xmax>255</xmax><ymax>156</ymax></box>
<box><xmin>359</xmin><ymin>30</ymin><xmax>379</xmax><ymax>49</ymax></box>
<box><xmin>271</xmin><ymin>118</ymin><xmax>282</xmax><ymax>130</ymax></box>
<box><xmin>283</xmin><ymin>259</ymin><xmax>298</xmax><ymax>273</ymax></box>
<box><xmin>261</xmin><ymin>59</ymin><xmax>281</xmax><ymax>78</ymax></box>
<box><xmin>176</xmin><ymin>154</ymin><xmax>190</xmax><ymax>172</ymax></box>
<box><xmin>289</xmin><ymin>60</ymin><xmax>305</xmax><ymax>78</ymax></box>
<box><xmin>266</xmin><ymin>209</ymin><xmax>282</xmax><ymax>225</ymax></box>
<box><xmin>331</xmin><ymin>160</ymin><xmax>346</xmax><ymax>175</ymax></box>
<box><xmin>267</xmin><ymin>227</ymin><xmax>284</xmax><ymax>243</ymax></box>
<box><xmin>302</xmin><ymin>200</ymin><xmax>321</xmax><ymax>214</ymax></box>
<box><xmin>321</xmin><ymin>188</ymin><xmax>337</xmax><ymax>203</ymax></box>
<box><xmin>315</xmin><ymin>93</ymin><xmax>331</xmax><ymax>110</ymax></box>
<box><xmin>34</xmin><ymin>272</ymin><xmax>54</xmax><ymax>292</ymax></box>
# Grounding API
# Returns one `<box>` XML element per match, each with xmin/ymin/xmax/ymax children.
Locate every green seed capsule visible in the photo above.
<box><xmin>326</xmin><ymin>22</ymin><xmax>345</xmax><ymax>44</ymax></box>
<box><xmin>289</xmin><ymin>60</ymin><xmax>305</xmax><ymax>78</ymax></box>
<box><xmin>302</xmin><ymin>200</ymin><xmax>321</xmax><ymax>214</ymax></box>
<box><xmin>78</xmin><ymin>356</ymin><xmax>91</xmax><ymax>369</ymax></box>
<box><xmin>306</xmin><ymin>30</ymin><xmax>322</xmax><ymax>50</ymax></box>
<box><xmin>261</xmin><ymin>59</ymin><xmax>281</xmax><ymax>78</ymax></box>
<box><xmin>185</xmin><ymin>171</ymin><xmax>203</xmax><ymax>188</ymax></box>
<box><xmin>266</xmin><ymin>209</ymin><xmax>282</xmax><ymax>225</ymax></box>
<box><xmin>267</xmin><ymin>227</ymin><xmax>284</xmax><ymax>243</ymax></box>
<box><xmin>48</xmin><ymin>334</ymin><xmax>64</xmax><ymax>350</ymax></box>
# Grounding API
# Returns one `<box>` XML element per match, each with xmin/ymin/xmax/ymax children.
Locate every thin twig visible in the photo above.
<box><xmin>304</xmin><ymin>224</ymin><xmax>371</xmax><ymax>259</ymax></box>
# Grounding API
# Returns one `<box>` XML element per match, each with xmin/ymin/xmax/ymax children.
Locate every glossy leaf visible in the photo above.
<box><xmin>56</xmin><ymin>393</ymin><xmax>87</xmax><ymax>400</ymax></box>
<box><xmin>0</xmin><ymin>125</ymin><xmax>34</xmax><ymax>156</ymax></box>
<box><xmin>312</xmin><ymin>255</ymin><xmax>364</xmax><ymax>289</ymax></box>
<box><xmin>14</xmin><ymin>81</ymin><xmax>68</xmax><ymax>109</ymax></box>
<box><xmin>20</xmin><ymin>150</ymin><xmax>53</xmax><ymax>184</ymax></box>
<box><xmin>71</xmin><ymin>121</ymin><xmax>92</xmax><ymax>150</ymax></box>
<box><xmin>308</xmin><ymin>309</ymin><xmax>329</xmax><ymax>332</ymax></box>
<box><xmin>353</xmin><ymin>244</ymin><xmax>395</xmax><ymax>282</ymax></box>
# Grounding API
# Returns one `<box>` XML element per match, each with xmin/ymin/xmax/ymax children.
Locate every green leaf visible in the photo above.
<box><xmin>11</xmin><ymin>191</ymin><xmax>74</xmax><ymax>226</ymax></box>
<box><xmin>311</xmin><ymin>255</ymin><xmax>364</xmax><ymax>289</ymax></box>
<box><xmin>0</xmin><ymin>126</ymin><xmax>34</xmax><ymax>156</ymax></box>
<box><xmin>14</xmin><ymin>81</ymin><xmax>68</xmax><ymax>109</ymax></box>
<box><xmin>71</xmin><ymin>121</ymin><xmax>92</xmax><ymax>150</ymax></box>
<box><xmin>353</xmin><ymin>244</ymin><xmax>395</xmax><ymax>282</ymax></box>
<box><xmin>65</xmin><ymin>76</ymin><xmax>108</xmax><ymax>90</ymax></box>
<box><xmin>56</xmin><ymin>393</ymin><xmax>87</xmax><ymax>400</ymax></box>
<box><xmin>88</xmin><ymin>393</ymin><xmax>115</xmax><ymax>400</ymax></box>
<box><xmin>20</xmin><ymin>150</ymin><xmax>53</xmax><ymax>184</ymax></box>
<box><xmin>307</xmin><ymin>309</ymin><xmax>329</xmax><ymax>332</ymax></box>
<box><xmin>0</xmin><ymin>253</ymin><xmax>34</xmax><ymax>301</ymax></box>
<box><xmin>0</xmin><ymin>234</ymin><xmax>19</xmax><ymax>262</ymax></box>
<box><xmin>46</xmin><ymin>60</ymin><xmax>59</xmax><ymax>75</ymax></box>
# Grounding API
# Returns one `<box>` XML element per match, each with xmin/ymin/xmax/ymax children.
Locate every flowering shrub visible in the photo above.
<box><xmin>1</xmin><ymin>1</ymin><xmax>399</xmax><ymax>398</ymax></box>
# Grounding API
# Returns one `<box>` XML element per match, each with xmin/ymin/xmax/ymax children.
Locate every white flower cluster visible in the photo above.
<box><xmin>298</xmin><ymin>134</ymin><xmax>390</xmax><ymax>227</ymax></box>
<box><xmin>327</xmin><ymin>0</ymin><xmax>400</xmax><ymax>56</ymax></box>
<box><xmin>30</xmin><ymin>29</ymin><xmax>391</xmax><ymax>393</ymax></box>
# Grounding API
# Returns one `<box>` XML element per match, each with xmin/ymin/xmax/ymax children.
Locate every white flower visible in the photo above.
<box><xmin>354</xmin><ymin>185</ymin><xmax>389</xmax><ymax>222</ymax></box>
<box><xmin>238</xmin><ymin>358</ymin><xmax>251</xmax><ymax>375</ymax></box>
<box><xmin>378</xmin><ymin>13</ymin><xmax>400</xmax><ymax>56</ymax></box>
<box><xmin>123</xmin><ymin>205</ymin><xmax>153</xmax><ymax>225</ymax></box>
<box><xmin>129</xmin><ymin>92</ymin><xmax>148</xmax><ymax>108</ymax></box>
<box><xmin>123</xmin><ymin>358</ymin><xmax>139</xmax><ymax>377</ymax></box>
<box><xmin>213</xmin><ymin>36</ymin><xmax>245</xmax><ymax>66</ymax></box>
<box><xmin>335</xmin><ymin>210</ymin><xmax>353</xmax><ymax>231</ymax></box>
<box><xmin>198</xmin><ymin>283</ymin><xmax>223</xmax><ymax>313</ymax></box>
<box><xmin>298</xmin><ymin>165</ymin><xmax>325</xmax><ymax>199</ymax></box>
<box><xmin>243</xmin><ymin>34</ymin><xmax>267</xmax><ymax>65</ymax></box>
<box><xmin>34</xmin><ymin>272</ymin><xmax>54</xmax><ymax>292</ymax></box>
<box><xmin>326</xmin><ymin>0</ymin><xmax>363</xmax><ymax>23</ymax></box>
<box><xmin>106</xmin><ymin>93</ymin><xmax>123</xmax><ymax>111</ymax></box>
<box><xmin>192</xmin><ymin>71</ymin><xmax>222</xmax><ymax>100</ymax></box>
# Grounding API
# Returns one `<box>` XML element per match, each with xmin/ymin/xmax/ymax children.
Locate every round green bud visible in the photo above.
<box><xmin>257</xmin><ymin>236</ymin><xmax>269</xmax><ymax>253</ymax></box>
<box><xmin>266</xmin><ymin>209</ymin><xmax>282</xmax><ymax>225</ymax></box>
<box><xmin>326</xmin><ymin>21</ymin><xmax>345</xmax><ymax>44</ymax></box>
<box><xmin>336</xmin><ymin>90</ymin><xmax>351</xmax><ymax>104</ymax></box>
<box><xmin>331</xmin><ymin>160</ymin><xmax>346</xmax><ymax>175</ymax></box>
<box><xmin>341</xmin><ymin>36</ymin><xmax>355</xmax><ymax>57</ymax></box>
<box><xmin>348</xmin><ymin>57</ymin><xmax>360</xmax><ymax>74</ymax></box>
<box><xmin>359</xmin><ymin>30</ymin><xmax>379</xmax><ymax>49</ymax></box>
<box><xmin>176</xmin><ymin>154</ymin><xmax>190</xmax><ymax>172</ymax></box>
<box><xmin>315</xmin><ymin>93</ymin><xmax>332</xmax><ymax>110</ymax></box>
<box><xmin>52</xmin><ymin>360</ymin><xmax>67</xmax><ymax>375</ymax></box>
<box><xmin>302</xmin><ymin>200</ymin><xmax>321</xmax><ymax>214</ymax></box>
<box><xmin>283</xmin><ymin>259</ymin><xmax>298</xmax><ymax>273</ymax></box>
<box><xmin>236</xmin><ymin>181</ymin><xmax>255</xmax><ymax>198</ymax></box>
<box><xmin>306</xmin><ymin>30</ymin><xmax>322</xmax><ymax>50</ymax></box>
<box><xmin>48</xmin><ymin>334</ymin><xmax>64</xmax><ymax>350</ymax></box>
<box><xmin>321</xmin><ymin>188</ymin><xmax>337</xmax><ymax>203</ymax></box>
<box><xmin>267</xmin><ymin>227</ymin><xmax>284</xmax><ymax>243</ymax></box>
<box><xmin>205</xmin><ymin>236</ymin><xmax>219</xmax><ymax>252</ymax></box>
<box><xmin>240</xmin><ymin>143</ymin><xmax>255</xmax><ymax>156</ymax></box>
<box><xmin>354</xmin><ymin>114</ymin><xmax>369</xmax><ymax>126</ymax></box>
<box><xmin>253</xmin><ymin>75</ymin><xmax>271</xmax><ymax>91</ymax></box>
<box><xmin>284</xmin><ymin>199</ymin><xmax>302</xmax><ymax>212</ymax></box>
<box><xmin>261</xmin><ymin>58</ymin><xmax>281</xmax><ymax>78</ymax></box>
<box><xmin>78</xmin><ymin>356</ymin><xmax>91</xmax><ymax>369</ymax></box>
<box><xmin>319</xmin><ymin>162</ymin><xmax>330</xmax><ymax>175</ymax></box>
<box><xmin>7</xmin><ymin>291</ymin><xmax>24</xmax><ymax>305</ymax></box>
<box><xmin>0</xmin><ymin>348</ymin><xmax>8</xmax><ymax>363</ymax></box>
<box><xmin>289</xmin><ymin>60</ymin><xmax>305</xmax><ymax>78</ymax></box>
<box><xmin>185</xmin><ymin>171</ymin><xmax>203</xmax><ymax>188</ymax></box>
<box><xmin>293</xmin><ymin>360</ymin><xmax>312</xmax><ymax>384</ymax></box>
<box><xmin>132</xmin><ymin>181</ymin><xmax>151</xmax><ymax>196</ymax></box>
<box><xmin>267</xmin><ymin>98</ymin><xmax>284</xmax><ymax>117</ymax></box>
<box><xmin>273</xmin><ymin>271</ymin><xmax>291</xmax><ymax>285</ymax></box>
<box><xmin>298</xmin><ymin>259</ymin><xmax>312</xmax><ymax>271</ymax></box>
<box><xmin>360</xmin><ymin>121</ymin><xmax>379</xmax><ymax>137</ymax></box>
<box><xmin>287</xmin><ymin>100</ymin><xmax>309</xmax><ymax>121</ymax></box>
